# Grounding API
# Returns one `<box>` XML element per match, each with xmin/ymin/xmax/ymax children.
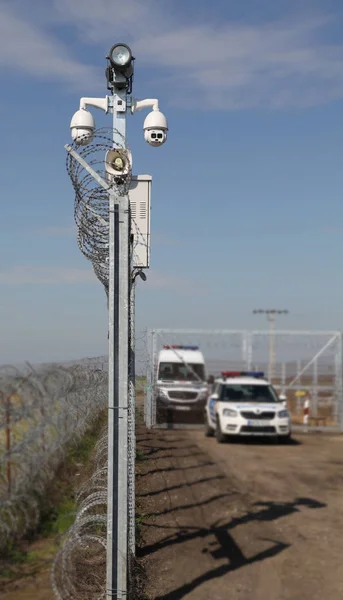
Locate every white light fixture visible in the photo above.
<box><xmin>109</xmin><ymin>44</ymin><xmax>132</xmax><ymax>70</ymax></box>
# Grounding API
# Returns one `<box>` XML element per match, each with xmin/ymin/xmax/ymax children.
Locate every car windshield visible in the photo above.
<box><xmin>158</xmin><ymin>362</ymin><xmax>205</xmax><ymax>382</ymax></box>
<box><xmin>220</xmin><ymin>384</ymin><xmax>279</xmax><ymax>403</ymax></box>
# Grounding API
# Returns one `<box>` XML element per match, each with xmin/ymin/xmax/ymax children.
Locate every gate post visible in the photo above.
<box><xmin>246</xmin><ymin>332</ymin><xmax>253</xmax><ymax>371</ymax></box>
<box><xmin>242</xmin><ymin>331</ymin><xmax>252</xmax><ymax>369</ymax></box>
<box><xmin>145</xmin><ymin>329</ymin><xmax>153</xmax><ymax>428</ymax></box>
<box><xmin>312</xmin><ymin>358</ymin><xmax>318</xmax><ymax>418</ymax></box>
<box><xmin>151</xmin><ymin>330</ymin><xmax>158</xmax><ymax>427</ymax></box>
<box><xmin>281</xmin><ymin>362</ymin><xmax>286</xmax><ymax>396</ymax></box>
<box><xmin>335</xmin><ymin>333</ymin><xmax>343</xmax><ymax>431</ymax></box>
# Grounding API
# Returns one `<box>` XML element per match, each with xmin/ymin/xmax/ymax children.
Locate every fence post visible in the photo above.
<box><xmin>297</xmin><ymin>360</ymin><xmax>302</xmax><ymax>387</ymax></box>
<box><xmin>247</xmin><ymin>332</ymin><xmax>253</xmax><ymax>371</ymax></box>
<box><xmin>312</xmin><ymin>358</ymin><xmax>318</xmax><ymax>418</ymax></box>
<box><xmin>5</xmin><ymin>392</ymin><xmax>12</xmax><ymax>497</ymax></box>
<box><xmin>336</xmin><ymin>333</ymin><xmax>343</xmax><ymax>430</ymax></box>
<box><xmin>242</xmin><ymin>331</ymin><xmax>252</xmax><ymax>370</ymax></box>
<box><xmin>281</xmin><ymin>362</ymin><xmax>286</xmax><ymax>396</ymax></box>
<box><xmin>128</xmin><ymin>280</ymin><xmax>136</xmax><ymax>556</ymax></box>
<box><xmin>145</xmin><ymin>329</ymin><xmax>152</xmax><ymax>429</ymax></box>
<box><xmin>151</xmin><ymin>330</ymin><xmax>157</xmax><ymax>427</ymax></box>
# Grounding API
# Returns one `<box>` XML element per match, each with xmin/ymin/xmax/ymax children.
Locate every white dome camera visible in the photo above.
<box><xmin>143</xmin><ymin>109</ymin><xmax>168</xmax><ymax>147</ymax></box>
<box><xmin>70</xmin><ymin>108</ymin><xmax>95</xmax><ymax>146</ymax></box>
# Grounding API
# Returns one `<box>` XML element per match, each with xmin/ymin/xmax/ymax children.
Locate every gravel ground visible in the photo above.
<box><xmin>136</xmin><ymin>427</ymin><xmax>343</xmax><ymax>600</ymax></box>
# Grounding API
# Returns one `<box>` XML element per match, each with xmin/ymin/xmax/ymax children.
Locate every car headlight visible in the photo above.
<box><xmin>198</xmin><ymin>390</ymin><xmax>208</xmax><ymax>400</ymax></box>
<box><xmin>223</xmin><ymin>409</ymin><xmax>238</xmax><ymax>417</ymax></box>
<box><xmin>278</xmin><ymin>409</ymin><xmax>289</xmax><ymax>418</ymax></box>
<box><xmin>159</xmin><ymin>389</ymin><xmax>169</xmax><ymax>399</ymax></box>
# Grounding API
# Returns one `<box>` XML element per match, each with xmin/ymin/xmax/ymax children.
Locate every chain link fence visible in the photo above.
<box><xmin>0</xmin><ymin>358</ymin><xmax>108</xmax><ymax>551</ymax></box>
<box><xmin>143</xmin><ymin>329</ymin><xmax>343</xmax><ymax>431</ymax></box>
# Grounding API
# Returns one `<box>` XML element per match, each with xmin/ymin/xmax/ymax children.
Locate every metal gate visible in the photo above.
<box><xmin>144</xmin><ymin>329</ymin><xmax>343</xmax><ymax>431</ymax></box>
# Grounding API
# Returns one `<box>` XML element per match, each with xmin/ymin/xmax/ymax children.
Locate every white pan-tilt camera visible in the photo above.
<box><xmin>143</xmin><ymin>109</ymin><xmax>168</xmax><ymax>147</ymax></box>
<box><xmin>70</xmin><ymin>108</ymin><xmax>95</xmax><ymax>146</ymax></box>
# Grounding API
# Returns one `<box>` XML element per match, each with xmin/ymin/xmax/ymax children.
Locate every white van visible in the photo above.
<box><xmin>155</xmin><ymin>345</ymin><xmax>209</xmax><ymax>416</ymax></box>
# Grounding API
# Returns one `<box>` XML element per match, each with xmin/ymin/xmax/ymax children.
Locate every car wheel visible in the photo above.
<box><xmin>215</xmin><ymin>416</ymin><xmax>227</xmax><ymax>443</ymax></box>
<box><xmin>204</xmin><ymin>412</ymin><xmax>214</xmax><ymax>437</ymax></box>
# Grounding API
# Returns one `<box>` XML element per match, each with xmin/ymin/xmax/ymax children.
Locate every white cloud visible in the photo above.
<box><xmin>133</xmin><ymin>17</ymin><xmax>343</xmax><ymax>109</ymax></box>
<box><xmin>51</xmin><ymin>2</ymin><xmax>343</xmax><ymax>108</ymax></box>
<box><xmin>0</xmin><ymin>5</ymin><xmax>99</xmax><ymax>88</ymax></box>
<box><xmin>53</xmin><ymin>0</ymin><xmax>163</xmax><ymax>42</ymax></box>
<box><xmin>0</xmin><ymin>266</ymin><xmax>97</xmax><ymax>285</ymax></box>
<box><xmin>1</xmin><ymin>2</ymin><xmax>343</xmax><ymax>108</ymax></box>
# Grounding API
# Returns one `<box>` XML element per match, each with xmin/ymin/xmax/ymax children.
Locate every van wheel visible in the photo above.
<box><xmin>215</xmin><ymin>416</ymin><xmax>227</xmax><ymax>443</ymax></box>
<box><xmin>204</xmin><ymin>413</ymin><xmax>214</xmax><ymax>437</ymax></box>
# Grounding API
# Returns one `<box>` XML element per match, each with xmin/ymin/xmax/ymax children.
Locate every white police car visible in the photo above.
<box><xmin>204</xmin><ymin>371</ymin><xmax>291</xmax><ymax>443</ymax></box>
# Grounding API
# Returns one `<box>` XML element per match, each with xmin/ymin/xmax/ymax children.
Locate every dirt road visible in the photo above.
<box><xmin>136</xmin><ymin>428</ymin><xmax>343</xmax><ymax>600</ymax></box>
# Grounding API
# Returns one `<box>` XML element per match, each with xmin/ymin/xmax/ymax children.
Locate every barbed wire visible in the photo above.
<box><xmin>52</xmin><ymin>426</ymin><xmax>108</xmax><ymax>600</ymax></box>
<box><xmin>66</xmin><ymin>128</ymin><xmax>132</xmax><ymax>296</ymax></box>
<box><xmin>52</xmin><ymin>337</ymin><xmax>148</xmax><ymax>600</ymax></box>
<box><xmin>0</xmin><ymin>358</ymin><xmax>108</xmax><ymax>551</ymax></box>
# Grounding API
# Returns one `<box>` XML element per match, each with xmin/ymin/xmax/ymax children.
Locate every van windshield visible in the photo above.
<box><xmin>158</xmin><ymin>362</ymin><xmax>205</xmax><ymax>382</ymax></box>
<box><xmin>220</xmin><ymin>384</ymin><xmax>279</xmax><ymax>403</ymax></box>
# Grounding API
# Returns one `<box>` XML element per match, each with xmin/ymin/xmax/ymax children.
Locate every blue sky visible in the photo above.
<box><xmin>1</xmin><ymin>0</ymin><xmax>343</xmax><ymax>363</ymax></box>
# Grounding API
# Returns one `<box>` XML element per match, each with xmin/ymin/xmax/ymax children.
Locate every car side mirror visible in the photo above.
<box><xmin>279</xmin><ymin>393</ymin><xmax>287</xmax><ymax>407</ymax></box>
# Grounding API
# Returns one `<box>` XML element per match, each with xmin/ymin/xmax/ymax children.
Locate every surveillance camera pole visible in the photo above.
<box><xmin>107</xmin><ymin>86</ymin><xmax>130</xmax><ymax>600</ymax></box>
<box><xmin>64</xmin><ymin>131</ymin><xmax>129</xmax><ymax>597</ymax></box>
<box><xmin>66</xmin><ymin>45</ymin><xmax>168</xmax><ymax>600</ymax></box>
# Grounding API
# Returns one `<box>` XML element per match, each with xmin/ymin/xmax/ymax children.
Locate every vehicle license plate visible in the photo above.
<box><xmin>248</xmin><ymin>420</ymin><xmax>271</xmax><ymax>427</ymax></box>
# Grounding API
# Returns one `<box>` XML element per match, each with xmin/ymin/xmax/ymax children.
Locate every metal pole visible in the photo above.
<box><xmin>107</xmin><ymin>87</ymin><xmax>129</xmax><ymax>600</ymax></box>
<box><xmin>253</xmin><ymin>310</ymin><xmax>288</xmax><ymax>382</ymax></box>
<box><xmin>312</xmin><ymin>358</ymin><xmax>318</xmax><ymax>418</ymax></box>
<box><xmin>242</xmin><ymin>331</ymin><xmax>247</xmax><ymax>368</ymax></box>
<box><xmin>152</xmin><ymin>330</ymin><xmax>158</xmax><ymax>427</ymax></box>
<box><xmin>268</xmin><ymin>314</ymin><xmax>275</xmax><ymax>383</ymax></box>
<box><xmin>128</xmin><ymin>279</ymin><xmax>136</xmax><ymax>557</ymax></box>
<box><xmin>5</xmin><ymin>393</ymin><xmax>11</xmax><ymax>497</ymax></box>
<box><xmin>281</xmin><ymin>362</ymin><xmax>286</xmax><ymax>395</ymax></box>
<box><xmin>335</xmin><ymin>333</ymin><xmax>343</xmax><ymax>429</ymax></box>
<box><xmin>297</xmin><ymin>359</ymin><xmax>302</xmax><ymax>386</ymax></box>
<box><xmin>145</xmin><ymin>329</ymin><xmax>153</xmax><ymax>429</ymax></box>
<box><xmin>247</xmin><ymin>332</ymin><xmax>253</xmax><ymax>371</ymax></box>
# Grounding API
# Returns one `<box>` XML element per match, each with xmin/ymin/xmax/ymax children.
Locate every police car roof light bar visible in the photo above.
<box><xmin>221</xmin><ymin>371</ymin><xmax>265</xmax><ymax>379</ymax></box>
<box><xmin>243</xmin><ymin>371</ymin><xmax>265</xmax><ymax>378</ymax></box>
<box><xmin>221</xmin><ymin>371</ymin><xmax>241</xmax><ymax>377</ymax></box>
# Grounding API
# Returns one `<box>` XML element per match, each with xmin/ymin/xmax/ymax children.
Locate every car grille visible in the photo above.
<box><xmin>240</xmin><ymin>426</ymin><xmax>276</xmax><ymax>434</ymax></box>
<box><xmin>168</xmin><ymin>391</ymin><xmax>198</xmax><ymax>400</ymax></box>
<box><xmin>240</xmin><ymin>411</ymin><xmax>275</xmax><ymax>420</ymax></box>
